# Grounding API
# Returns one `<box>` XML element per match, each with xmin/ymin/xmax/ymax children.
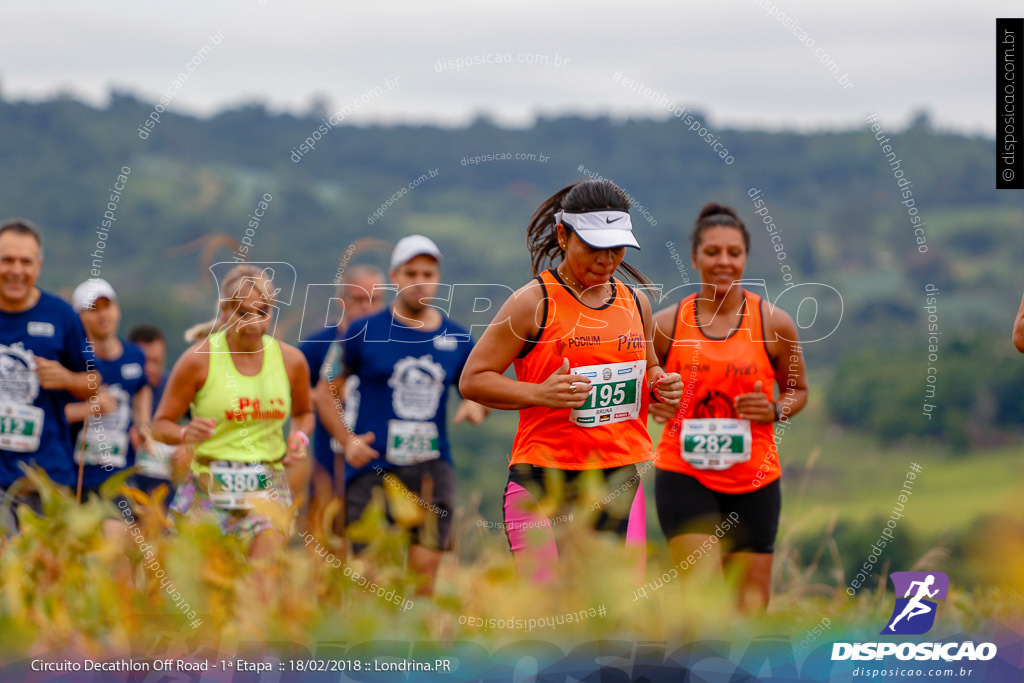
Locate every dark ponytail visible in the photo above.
<box><xmin>690</xmin><ymin>202</ymin><xmax>750</xmax><ymax>255</ymax></box>
<box><xmin>526</xmin><ymin>179</ymin><xmax>651</xmax><ymax>286</ymax></box>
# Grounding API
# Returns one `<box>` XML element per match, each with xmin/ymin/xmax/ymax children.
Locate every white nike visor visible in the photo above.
<box><xmin>555</xmin><ymin>209</ymin><xmax>640</xmax><ymax>250</ymax></box>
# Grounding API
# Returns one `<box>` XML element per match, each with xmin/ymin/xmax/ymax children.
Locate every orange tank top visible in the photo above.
<box><xmin>655</xmin><ymin>290</ymin><xmax>779</xmax><ymax>492</ymax></box>
<box><xmin>510</xmin><ymin>269</ymin><xmax>653</xmax><ymax>470</ymax></box>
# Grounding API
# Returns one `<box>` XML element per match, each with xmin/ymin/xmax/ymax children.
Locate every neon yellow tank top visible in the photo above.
<box><xmin>190</xmin><ymin>331</ymin><xmax>290</xmax><ymax>464</ymax></box>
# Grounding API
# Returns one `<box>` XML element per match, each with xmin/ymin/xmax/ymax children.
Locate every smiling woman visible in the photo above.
<box><xmin>650</xmin><ymin>202</ymin><xmax>809</xmax><ymax>613</ymax></box>
<box><xmin>151</xmin><ymin>264</ymin><xmax>313</xmax><ymax>566</ymax></box>
<box><xmin>458</xmin><ymin>179</ymin><xmax>683</xmax><ymax>584</ymax></box>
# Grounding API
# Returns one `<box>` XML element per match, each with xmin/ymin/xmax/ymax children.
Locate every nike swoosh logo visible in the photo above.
<box><xmin>606</xmin><ymin>216</ymin><xmax>623</xmax><ymax>223</ymax></box>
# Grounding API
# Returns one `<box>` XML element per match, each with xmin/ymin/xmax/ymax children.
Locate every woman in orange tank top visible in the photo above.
<box><xmin>460</xmin><ymin>179</ymin><xmax>683</xmax><ymax>583</ymax></box>
<box><xmin>651</xmin><ymin>203</ymin><xmax>808</xmax><ymax>612</ymax></box>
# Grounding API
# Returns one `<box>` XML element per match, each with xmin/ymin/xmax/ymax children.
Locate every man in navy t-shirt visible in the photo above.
<box><xmin>300</xmin><ymin>264</ymin><xmax>384</xmax><ymax>535</ymax></box>
<box><xmin>0</xmin><ymin>219</ymin><xmax>97</xmax><ymax>527</ymax></box>
<box><xmin>319</xmin><ymin>235</ymin><xmax>488</xmax><ymax>595</ymax></box>
<box><xmin>66</xmin><ymin>278</ymin><xmax>151</xmax><ymax>496</ymax></box>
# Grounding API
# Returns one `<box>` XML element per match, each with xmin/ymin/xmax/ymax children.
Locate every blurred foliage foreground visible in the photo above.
<box><xmin>0</xmin><ymin>466</ymin><xmax>1022</xmax><ymax>671</ymax></box>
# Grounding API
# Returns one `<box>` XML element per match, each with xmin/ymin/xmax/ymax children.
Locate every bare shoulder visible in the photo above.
<box><xmin>494</xmin><ymin>277</ymin><xmax>547</xmax><ymax>323</ymax></box>
<box><xmin>278</xmin><ymin>341</ymin><xmax>310</xmax><ymax>371</ymax></box>
<box><xmin>176</xmin><ymin>339</ymin><xmax>210</xmax><ymax>372</ymax></box>
<box><xmin>509</xmin><ymin>277</ymin><xmax>545</xmax><ymax>307</ymax></box>
<box><xmin>761</xmin><ymin>298</ymin><xmax>800</xmax><ymax>343</ymax></box>
<box><xmin>631</xmin><ymin>284</ymin><xmax>654</xmax><ymax>318</ymax></box>
<box><xmin>167</xmin><ymin>339</ymin><xmax>210</xmax><ymax>393</ymax></box>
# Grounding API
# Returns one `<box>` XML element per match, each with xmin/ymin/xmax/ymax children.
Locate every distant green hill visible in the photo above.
<box><xmin>2</xmin><ymin>93</ymin><xmax>1022</xmax><ymax>449</ymax></box>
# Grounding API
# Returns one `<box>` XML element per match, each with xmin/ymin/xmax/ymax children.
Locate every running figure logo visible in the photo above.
<box><xmin>881</xmin><ymin>571</ymin><xmax>949</xmax><ymax>635</ymax></box>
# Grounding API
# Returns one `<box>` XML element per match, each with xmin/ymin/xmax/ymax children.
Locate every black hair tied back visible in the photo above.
<box><xmin>690</xmin><ymin>202</ymin><xmax>751</xmax><ymax>254</ymax></box>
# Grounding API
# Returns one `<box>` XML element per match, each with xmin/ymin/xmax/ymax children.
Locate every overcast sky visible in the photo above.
<box><xmin>0</xmin><ymin>1</ymin><xmax>1014</xmax><ymax>135</ymax></box>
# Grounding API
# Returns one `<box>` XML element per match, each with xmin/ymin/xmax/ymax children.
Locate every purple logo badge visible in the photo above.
<box><xmin>881</xmin><ymin>571</ymin><xmax>949</xmax><ymax>635</ymax></box>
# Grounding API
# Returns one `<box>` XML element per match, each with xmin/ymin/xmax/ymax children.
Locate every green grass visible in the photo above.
<box><xmin>1</xmin><ymin>458</ymin><xmax>1022</xmax><ymax>659</ymax></box>
<box><xmin>776</xmin><ymin>394</ymin><xmax>1024</xmax><ymax>537</ymax></box>
<box><xmin>786</xmin><ymin>445</ymin><xmax>1024</xmax><ymax>536</ymax></box>
<box><xmin>4</xmin><ymin>394</ymin><xmax>1023</xmax><ymax>657</ymax></box>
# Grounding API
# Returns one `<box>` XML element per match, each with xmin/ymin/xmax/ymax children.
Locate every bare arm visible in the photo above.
<box><xmin>764</xmin><ymin>302</ymin><xmax>809</xmax><ymax>422</ymax></box>
<box><xmin>311</xmin><ymin>352</ymin><xmax>381</xmax><ymax>469</ymax></box>
<box><xmin>282</xmin><ymin>343</ymin><xmax>314</xmax><ymax>439</ymax></box>
<box><xmin>651</xmin><ymin>304</ymin><xmax>676</xmax><ymax>367</ymax></box>
<box><xmin>452</xmin><ymin>345</ymin><xmax>490</xmax><ymax>425</ymax></box>
<box><xmin>65</xmin><ymin>390</ymin><xmax>117</xmax><ymax>423</ymax></box>
<box><xmin>637</xmin><ymin>289</ymin><xmax>681</xmax><ymax>408</ymax></box>
<box><xmin>649</xmin><ymin>304</ymin><xmax>680</xmax><ymax>423</ymax></box>
<box><xmin>36</xmin><ymin>358</ymin><xmax>97</xmax><ymax>401</ymax></box>
<box><xmin>279</xmin><ymin>343</ymin><xmax>313</xmax><ymax>467</ymax></box>
<box><xmin>128</xmin><ymin>384</ymin><xmax>153</xmax><ymax>451</ymax></box>
<box><xmin>458</xmin><ymin>280</ymin><xmax>592</xmax><ymax>411</ymax></box>
<box><xmin>453</xmin><ymin>398</ymin><xmax>489</xmax><ymax>424</ymax></box>
<box><xmin>152</xmin><ymin>341</ymin><xmax>214</xmax><ymax>445</ymax></box>
<box><xmin>1014</xmin><ymin>290</ymin><xmax>1024</xmax><ymax>352</ymax></box>
<box><xmin>313</xmin><ymin>375</ymin><xmax>349</xmax><ymax>445</ymax></box>
<box><xmin>133</xmin><ymin>384</ymin><xmax>153</xmax><ymax>430</ymax></box>
<box><xmin>65</xmin><ymin>401</ymin><xmax>90</xmax><ymax>424</ymax></box>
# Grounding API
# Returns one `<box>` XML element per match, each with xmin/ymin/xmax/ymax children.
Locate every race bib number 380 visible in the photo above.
<box><xmin>569</xmin><ymin>360</ymin><xmax>644</xmax><ymax>428</ymax></box>
<box><xmin>209</xmin><ymin>461</ymin><xmax>271</xmax><ymax>510</ymax></box>
<box><xmin>681</xmin><ymin>418</ymin><xmax>752</xmax><ymax>470</ymax></box>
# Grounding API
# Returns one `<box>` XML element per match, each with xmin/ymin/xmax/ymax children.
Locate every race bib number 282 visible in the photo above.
<box><xmin>681</xmin><ymin>418</ymin><xmax>752</xmax><ymax>470</ymax></box>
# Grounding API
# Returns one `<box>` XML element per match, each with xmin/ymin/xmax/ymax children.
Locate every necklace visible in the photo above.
<box><xmin>558</xmin><ymin>265</ymin><xmax>603</xmax><ymax>299</ymax></box>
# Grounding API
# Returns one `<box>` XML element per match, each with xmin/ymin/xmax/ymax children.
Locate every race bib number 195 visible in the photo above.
<box><xmin>569</xmin><ymin>360</ymin><xmax>644</xmax><ymax>428</ymax></box>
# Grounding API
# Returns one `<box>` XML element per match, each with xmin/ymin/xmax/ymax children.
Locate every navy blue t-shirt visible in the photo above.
<box><xmin>300</xmin><ymin>324</ymin><xmax>345</xmax><ymax>476</ymax></box>
<box><xmin>0</xmin><ymin>291</ymin><xmax>94</xmax><ymax>488</ymax></box>
<box><xmin>342</xmin><ymin>310</ymin><xmax>473</xmax><ymax>483</ymax></box>
<box><xmin>72</xmin><ymin>340</ymin><xmax>147</xmax><ymax>489</ymax></box>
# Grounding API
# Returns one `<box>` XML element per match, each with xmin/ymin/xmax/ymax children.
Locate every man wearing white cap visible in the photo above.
<box><xmin>66</xmin><ymin>278</ymin><xmax>151</xmax><ymax>497</ymax></box>
<box><xmin>318</xmin><ymin>234</ymin><xmax>487</xmax><ymax>594</ymax></box>
<box><xmin>0</xmin><ymin>219</ymin><xmax>97</xmax><ymax>528</ymax></box>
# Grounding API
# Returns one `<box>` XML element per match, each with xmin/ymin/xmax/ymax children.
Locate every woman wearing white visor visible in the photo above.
<box><xmin>460</xmin><ymin>179</ymin><xmax>682</xmax><ymax>583</ymax></box>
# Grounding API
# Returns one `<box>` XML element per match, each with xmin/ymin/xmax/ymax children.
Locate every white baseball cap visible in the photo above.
<box><xmin>391</xmin><ymin>235</ymin><xmax>442</xmax><ymax>270</ymax></box>
<box><xmin>72</xmin><ymin>278</ymin><xmax>118</xmax><ymax>312</ymax></box>
<box><xmin>555</xmin><ymin>209</ymin><xmax>640</xmax><ymax>250</ymax></box>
